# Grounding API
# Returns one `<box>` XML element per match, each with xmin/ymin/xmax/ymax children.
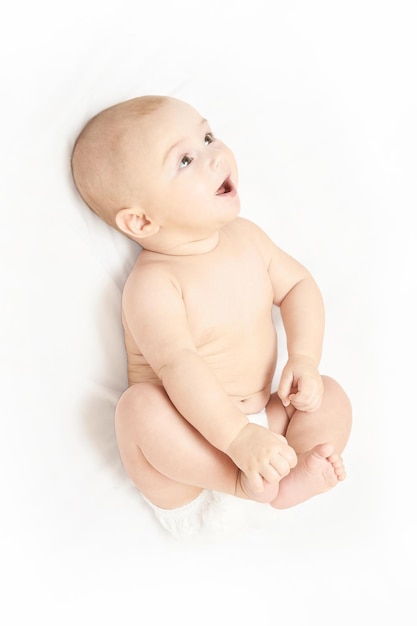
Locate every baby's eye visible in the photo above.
<box><xmin>179</xmin><ymin>155</ymin><xmax>193</xmax><ymax>168</ymax></box>
<box><xmin>204</xmin><ymin>133</ymin><xmax>214</xmax><ymax>145</ymax></box>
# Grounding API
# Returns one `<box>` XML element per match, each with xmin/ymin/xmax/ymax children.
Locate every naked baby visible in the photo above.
<box><xmin>71</xmin><ymin>95</ymin><xmax>352</xmax><ymax>537</ymax></box>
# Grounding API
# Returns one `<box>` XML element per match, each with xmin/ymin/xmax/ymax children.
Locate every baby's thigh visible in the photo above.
<box><xmin>115</xmin><ymin>382</ymin><xmax>230</xmax><ymax>470</ymax></box>
<box><xmin>115</xmin><ymin>382</ymin><xmax>240</xmax><ymax>505</ymax></box>
<box><xmin>114</xmin><ymin>383</ymin><xmax>206</xmax><ymax>506</ymax></box>
<box><xmin>115</xmin><ymin>382</ymin><xmax>179</xmax><ymax>444</ymax></box>
<box><xmin>265</xmin><ymin>393</ymin><xmax>292</xmax><ymax>435</ymax></box>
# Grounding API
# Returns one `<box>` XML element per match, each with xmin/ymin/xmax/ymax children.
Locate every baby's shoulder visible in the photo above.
<box><xmin>228</xmin><ymin>217</ymin><xmax>271</xmax><ymax>241</ymax></box>
<box><xmin>227</xmin><ymin>217</ymin><xmax>276</xmax><ymax>255</ymax></box>
<box><xmin>122</xmin><ymin>249</ymin><xmax>177</xmax><ymax>300</ymax></box>
<box><xmin>229</xmin><ymin>216</ymin><xmax>260</xmax><ymax>233</ymax></box>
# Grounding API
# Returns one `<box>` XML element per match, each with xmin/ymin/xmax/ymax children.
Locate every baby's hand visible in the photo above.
<box><xmin>278</xmin><ymin>355</ymin><xmax>324</xmax><ymax>412</ymax></box>
<box><xmin>227</xmin><ymin>424</ymin><xmax>297</xmax><ymax>494</ymax></box>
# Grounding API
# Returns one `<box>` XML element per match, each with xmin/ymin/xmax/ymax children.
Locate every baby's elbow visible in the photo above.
<box><xmin>157</xmin><ymin>348</ymin><xmax>199</xmax><ymax>381</ymax></box>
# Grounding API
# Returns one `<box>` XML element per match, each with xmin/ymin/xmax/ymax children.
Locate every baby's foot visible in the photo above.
<box><xmin>270</xmin><ymin>443</ymin><xmax>346</xmax><ymax>509</ymax></box>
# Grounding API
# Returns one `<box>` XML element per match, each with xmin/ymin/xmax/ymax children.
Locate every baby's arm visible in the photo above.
<box><xmin>161</xmin><ymin>349</ymin><xmax>296</xmax><ymax>492</ymax></box>
<box><xmin>249</xmin><ymin>220</ymin><xmax>325</xmax><ymax>412</ymax></box>
<box><xmin>122</xmin><ymin>262</ymin><xmax>295</xmax><ymax>492</ymax></box>
<box><xmin>277</xmin><ymin>273</ymin><xmax>325</xmax><ymax>412</ymax></box>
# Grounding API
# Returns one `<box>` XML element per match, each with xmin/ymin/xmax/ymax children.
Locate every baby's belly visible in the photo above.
<box><xmin>126</xmin><ymin>330</ymin><xmax>277</xmax><ymax>415</ymax></box>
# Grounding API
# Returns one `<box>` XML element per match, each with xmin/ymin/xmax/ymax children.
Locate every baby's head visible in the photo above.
<box><xmin>71</xmin><ymin>95</ymin><xmax>165</xmax><ymax>230</ymax></box>
<box><xmin>71</xmin><ymin>95</ymin><xmax>239</xmax><ymax>252</ymax></box>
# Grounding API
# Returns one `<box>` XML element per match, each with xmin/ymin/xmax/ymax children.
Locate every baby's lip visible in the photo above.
<box><xmin>215</xmin><ymin>176</ymin><xmax>235</xmax><ymax>196</ymax></box>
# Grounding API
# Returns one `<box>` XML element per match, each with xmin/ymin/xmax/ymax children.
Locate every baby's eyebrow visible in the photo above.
<box><xmin>162</xmin><ymin>118</ymin><xmax>209</xmax><ymax>164</ymax></box>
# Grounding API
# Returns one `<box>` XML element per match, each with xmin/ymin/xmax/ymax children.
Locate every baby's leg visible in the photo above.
<box><xmin>115</xmin><ymin>382</ymin><xmax>273</xmax><ymax>510</ymax></box>
<box><xmin>268</xmin><ymin>375</ymin><xmax>352</xmax><ymax>509</ymax></box>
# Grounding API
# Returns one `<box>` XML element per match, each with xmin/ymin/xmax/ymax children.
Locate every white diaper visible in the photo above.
<box><xmin>143</xmin><ymin>408</ymin><xmax>275</xmax><ymax>541</ymax></box>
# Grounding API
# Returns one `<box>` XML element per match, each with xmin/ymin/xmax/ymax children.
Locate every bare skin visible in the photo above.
<box><xmin>238</xmin><ymin>380</ymin><xmax>350</xmax><ymax>508</ymax></box>
<box><xmin>72</xmin><ymin>96</ymin><xmax>352</xmax><ymax>515</ymax></box>
<box><xmin>115</xmin><ymin>374</ymin><xmax>351</xmax><ymax>510</ymax></box>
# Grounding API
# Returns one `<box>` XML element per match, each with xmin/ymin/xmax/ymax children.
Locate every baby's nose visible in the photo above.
<box><xmin>210</xmin><ymin>147</ymin><xmax>225</xmax><ymax>170</ymax></box>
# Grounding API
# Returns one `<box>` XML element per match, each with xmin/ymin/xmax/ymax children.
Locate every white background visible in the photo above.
<box><xmin>1</xmin><ymin>1</ymin><xmax>416</xmax><ymax>623</ymax></box>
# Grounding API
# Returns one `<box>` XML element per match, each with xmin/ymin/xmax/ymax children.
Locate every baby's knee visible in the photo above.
<box><xmin>115</xmin><ymin>382</ymin><xmax>167</xmax><ymax>430</ymax></box>
<box><xmin>321</xmin><ymin>375</ymin><xmax>352</xmax><ymax>429</ymax></box>
<box><xmin>117</xmin><ymin>381</ymin><xmax>164</xmax><ymax>409</ymax></box>
<box><xmin>322</xmin><ymin>375</ymin><xmax>351</xmax><ymax>405</ymax></box>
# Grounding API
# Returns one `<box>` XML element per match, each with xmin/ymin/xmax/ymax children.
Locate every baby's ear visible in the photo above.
<box><xmin>115</xmin><ymin>208</ymin><xmax>160</xmax><ymax>240</ymax></box>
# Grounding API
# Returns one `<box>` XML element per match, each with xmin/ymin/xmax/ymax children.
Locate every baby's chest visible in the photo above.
<box><xmin>178</xmin><ymin>253</ymin><xmax>273</xmax><ymax>336</ymax></box>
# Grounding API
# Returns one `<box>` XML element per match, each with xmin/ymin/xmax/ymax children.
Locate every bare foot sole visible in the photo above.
<box><xmin>270</xmin><ymin>443</ymin><xmax>346</xmax><ymax>509</ymax></box>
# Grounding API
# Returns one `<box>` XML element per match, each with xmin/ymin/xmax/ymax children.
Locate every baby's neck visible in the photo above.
<box><xmin>144</xmin><ymin>232</ymin><xmax>221</xmax><ymax>256</ymax></box>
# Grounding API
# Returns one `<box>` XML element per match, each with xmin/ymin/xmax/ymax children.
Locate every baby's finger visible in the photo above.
<box><xmin>246</xmin><ymin>471</ymin><xmax>265</xmax><ymax>494</ymax></box>
<box><xmin>289</xmin><ymin>391</ymin><xmax>321</xmax><ymax>413</ymax></box>
<box><xmin>305</xmin><ymin>396</ymin><xmax>322</xmax><ymax>412</ymax></box>
<box><xmin>259</xmin><ymin>464</ymin><xmax>283</xmax><ymax>484</ymax></box>
<box><xmin>272</xmin><ymin>451</ymin><xmax>296</xmax><ymax>476</ymax></box>
<box><xmin>277</xmin><ymin>373</ymin><xmax>293</xmax><ymax>407</ymax></box>
<box><xmin>289</xmin><ymin>379</ymin><xmax>319</xmax><ymax>408</ymax></box>
<box><xmin>271</xmin><ymin>435</ymin><xmax>298</xmax><ymax>468</ymax></box>
<box><xmin>283</xmin><ymin>445</ymin><xmax>298</xmax><ymax>469</ymax></box>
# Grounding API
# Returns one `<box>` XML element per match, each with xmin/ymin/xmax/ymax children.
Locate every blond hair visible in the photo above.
<box><xmin>71</xmin><ymin>95</ymin><xmax>166</xmax><ymax>229</ymax></box>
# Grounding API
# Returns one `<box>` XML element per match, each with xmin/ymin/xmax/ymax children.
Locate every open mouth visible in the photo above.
<box><xmin>215</xmin><ymin>177</ymin><xmax>234</xmax><ymax>195</ymax></box>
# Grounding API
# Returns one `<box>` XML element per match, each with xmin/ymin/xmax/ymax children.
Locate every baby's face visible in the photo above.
<box><xmin>125</xmin><ymin>98</ymin><xmax>240</xmax><ymax>237</ymax></box>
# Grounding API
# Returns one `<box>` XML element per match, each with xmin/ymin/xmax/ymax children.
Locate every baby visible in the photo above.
<box><xmin>71</xmin><ymin>95</ymin><xmax>352</xmax><ymax>537</ymax></box>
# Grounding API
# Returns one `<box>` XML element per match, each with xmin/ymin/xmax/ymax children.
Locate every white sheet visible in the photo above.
<box><xmin>2</xmin><ymin>1</ymin><xmax>416</xmax><ymax>624</ymax></box>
